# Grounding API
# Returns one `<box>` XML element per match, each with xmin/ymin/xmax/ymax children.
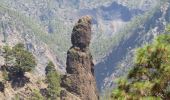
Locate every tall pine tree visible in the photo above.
<box><xmin>112</xmin><ymin>33</ymin><xmax>170</xmax><ymax>99</ymax></box>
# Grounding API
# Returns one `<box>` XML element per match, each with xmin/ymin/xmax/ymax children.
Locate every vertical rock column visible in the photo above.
<box><xmin>61</xmin><ymin>16</ymin><xmax>99</xmax><ymax>100</ymax></box>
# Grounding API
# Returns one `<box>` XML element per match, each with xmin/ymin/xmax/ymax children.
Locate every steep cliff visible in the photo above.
<box><xmin>61</xmin><ymin>16</ymin><xmax>99</xmax><ymax>100</ymax></box>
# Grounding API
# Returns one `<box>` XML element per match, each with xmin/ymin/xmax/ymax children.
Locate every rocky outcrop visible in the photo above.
<box><xmin>61</xmin><ymin>16</ymin><xmax>99</xmax><ymax>100</ymax></box>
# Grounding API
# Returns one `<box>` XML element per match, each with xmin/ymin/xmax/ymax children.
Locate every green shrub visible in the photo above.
<box><xmin>14</xmin><ymin>94</ymin><xmax>20</xmax><ymax>100</ymax></box>
<box><xmin>45</xmin><ymin>61</ymin><xmax>56</xmax><ymax>75</ymax></box>
<box><xmin>46</xmin><ymin>61</ymin><xmax>61</xmax><ymax>100</ymax></box>
<box><xmin>2</xmin><ymin>45</ymin><xmax>14</xmax><ymax>67</ymax></box>
<box><xmin>31</xmin><ymin>89</ymin><xmax>44</xmax><ymax>100</ymax></box>
<box><xmin>2</xmin><ymin>69</ymin><xmax>9</xmax><ymax>81</ymax></box>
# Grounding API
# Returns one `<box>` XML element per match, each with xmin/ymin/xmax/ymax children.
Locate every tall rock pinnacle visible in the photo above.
<box><xmin>60</xmin><ymin>16</ymin><xmax>99</xmax><ymax>100</ymax></box>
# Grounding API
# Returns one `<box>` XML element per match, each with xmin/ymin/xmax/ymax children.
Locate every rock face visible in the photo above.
<box><xmin>61</xmin><ymin>16</ymin><xmax>99</xmax><ymax>100</ymax></box>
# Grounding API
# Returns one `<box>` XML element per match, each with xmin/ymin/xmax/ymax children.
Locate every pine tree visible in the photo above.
<box><xmin>31</xmin><ymin>89</ymin><xmax>44</xmax><ymax>100</ymax></box>
<box><xmin>45</xmin><ymin>61</ymin><xmax>56</xmax><ymax>75</ymax></box>
<box><xmin>112</xmin><ymin>34</ymin><xmax>170</xmax><ymax>99</ymax></box>
<box><xmin>46</xmin><ymin>61</ymin><xmax>61</xmax><ymax>100</ymax></box>
<box><xmin>2</xmin><ymin>43</ymin><xmax>37</xmax><ymax>87</ymax></box>
<box><xmin>12</xmin><ymin>43</ymin><xmax>36</xmax><ymax>75</ymax></box>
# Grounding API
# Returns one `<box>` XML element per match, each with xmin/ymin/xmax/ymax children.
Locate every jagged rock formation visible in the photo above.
<box><xmin>61</xmin><ymin>16</ymin><xmax>99</xmax><ymax>100</ymax></box>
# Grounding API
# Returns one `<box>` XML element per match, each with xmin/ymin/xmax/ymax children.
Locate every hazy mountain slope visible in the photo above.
<box><xmin>0</xmin><ymin>4</ymin><xmax>64</xmax><ymax>75</ymax></box>
<box><xmin>0</xmin><ymin>0</ymin><xmax>159</xmax><ymax>63</ymax></box>
<box><xmin>95</xmin><ymin>0</ymin><xmax>170</xmax><ymax>93</ymax></box>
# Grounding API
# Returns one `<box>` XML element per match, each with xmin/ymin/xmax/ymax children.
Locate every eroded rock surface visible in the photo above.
<box><xmin>61</xmin><ymin>16</ymin><xmax>99</xmax><ymax>100</ymax></box>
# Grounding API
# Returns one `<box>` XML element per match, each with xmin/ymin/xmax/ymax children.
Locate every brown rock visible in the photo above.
<box><xmin>61</xmin><ymin>16</ymin><xmax>99</xmax><ymax>100</ymax></box>
<box><xmin>0</xmin><ymin>82</ymin><xmax>4</xmax><ymax>92</ymax></box>
<box><xmin>71</xmin><ymin>16</ymin><xmax>92</xmax><ymax>51</ymax></box>
<box><xmin>60</xmin><ymin>89</ymin><xmax>81</xmax><ymax>100</ymax></box>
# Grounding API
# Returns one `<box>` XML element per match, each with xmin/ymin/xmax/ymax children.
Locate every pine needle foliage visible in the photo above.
<box><xmin>45</xmin><ymin>61</ymin><xmax>61</xmax><ymax>100</ymax></box>
<box><xmin>112</xmin><ymin>31</ymin><xmax>170</xmax><ymax>99</ymax></box>
<box><xmin>2</xmin><ymin>43</ymin><xmax>36</xmax><ymax>76</ymax></box>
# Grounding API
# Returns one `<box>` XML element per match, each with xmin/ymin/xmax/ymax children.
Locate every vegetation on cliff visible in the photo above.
<box><xmin>111</xmin><ymin>28</ymin><xmax>170</xmax><ymax>99</ymax></box>
<box><xmin>0</xmin><ymin>44</ymin><xmax>62</xmax><ymax>99</ymax></box>
<box><xmin>45</xmin><ymin>61</ymin><xmax>61</xmax><ymax>99</ymax></box>
<box><xmin>3</xmin><ymin>43</ymin><xmax>36</xmax><ymax>77</ymax></box>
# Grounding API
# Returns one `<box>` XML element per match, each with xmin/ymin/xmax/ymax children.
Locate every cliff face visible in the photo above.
<box><xmin>61</xmin><ymin>16</ymin><xmax>99</xmax><ymax>100</ymax></box>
